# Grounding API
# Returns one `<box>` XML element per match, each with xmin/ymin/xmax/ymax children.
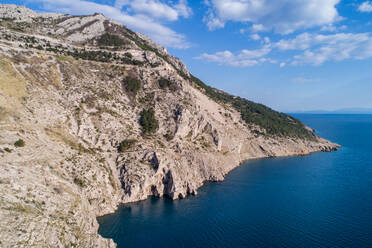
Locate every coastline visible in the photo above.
<box><xmin>97</xmin><ymin>142</ymin><xmax>340</xmax><ymax>247</ymax></box>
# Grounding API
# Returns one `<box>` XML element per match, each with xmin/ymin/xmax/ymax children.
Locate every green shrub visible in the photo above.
<box><xmin>131</xmin><ymin>60</ymin><xmax>144</xmax><ymax>66</ymax></box>
<box><xmin>157</xmin><ymin>140</ymin><xmax>165</xmax><ymax>148</ymax></box>
<box><xmin>97</xmin><ymin>33</ymin><xmax>126</xmax><ymax>47</ymax></box>
<box><xmin>139</xmin><ymin>108</ymin><xmax>159</xmax><ymax>134</ymax></box>
<box><xmin>118</xmin><ymin>139</ymin><xmax>137</xmax><ymax>152</ymax></box>
<box><xmin>158</xmin><ymin>78</ymin><xmax>170</xmax><ymax>89</ymax></box>
<box><xmin>14</xmin><ymin>139</ymin><xmax>25</xmax><ymax>147</ymax></box>
<box><xmin>121</xmin><ymin>57</ymin><xmax>132</xmax><ymax>64</ymax></box>
<box><xmin>150</xmin><ymin>62</ymin><xmax>161</xmax><ymax>68</ymax></box>
<box><xmin>138</xmin><ymin>92</ymin><xmax>155</xmax><ymax>105</ymax></box>
<box><xmin>4</xmin><ymin>148</ymin><xmax>11</xmax><ymax>153</ymax></box>
<box><xmin>73</xmin><ymin>178</ymin><xmax>85</xmax><ymax>188</ymax></box>
<box><xmin>122</xmin><ymin>77</ymin><xmax>141</xmax><ymax>95</ymax></box>
<box><xmin>67</xmin><ymin>49</ymin><xmax>114</xmax><ymax>63</ymax></box>
<box><xmin>164</xmin><ymin>132</ymin><xmax>174</xmax><ymax>141</ymax></box>
<box><xmin>124</xmin><ymin>52</ymin><xmax>132</xmax><ymax>58</ymax></box>
<box><xmin>158</xmin><ymin>78</ymin><xmax>177</xmax><ymax>91</ymax></box>
<box><xmin>121</xmin><ymin>57</ymin><xmax>144</xmax><ymax>66</ymax></box>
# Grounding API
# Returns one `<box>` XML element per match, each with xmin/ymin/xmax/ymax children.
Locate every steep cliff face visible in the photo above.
<box><xmin>0</xmin><ymin>5</ymin><xmax>339</xmax><ymax>247</ymax></box>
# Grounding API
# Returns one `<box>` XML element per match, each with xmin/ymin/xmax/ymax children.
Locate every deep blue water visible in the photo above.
<box><xmin>98</xmin><ymin>114</ymin><xmax>372</xmax><ymax>248</ymax></box>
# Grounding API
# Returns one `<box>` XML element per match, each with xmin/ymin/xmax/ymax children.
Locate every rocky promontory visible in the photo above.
<box><xmin>0</xmin><ymin>4</ymin><xmax>339</xmax><ymax>247</ymax></box>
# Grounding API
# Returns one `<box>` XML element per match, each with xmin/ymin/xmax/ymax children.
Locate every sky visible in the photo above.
<box><xmin>2</xmin><ymin>0</ymin><xmax>372</xmax><ymax>112</ymax></box>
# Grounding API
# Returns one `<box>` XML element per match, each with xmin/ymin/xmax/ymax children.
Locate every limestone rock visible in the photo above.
<box><xmin>0</xmin><ymin>4</ymin><xmax>340</xmax><ymax>248</ymax></box>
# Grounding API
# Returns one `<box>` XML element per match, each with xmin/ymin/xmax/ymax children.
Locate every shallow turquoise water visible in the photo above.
<box><xmin>98</xmin><ymin>114</ymin><xmax>372</xmax><ymax>248</ymax></box>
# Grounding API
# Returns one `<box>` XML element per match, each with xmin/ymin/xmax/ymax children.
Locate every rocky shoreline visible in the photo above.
<box><xmin>102</xmin><ymin>141</ymin><xmax>339</xmax><ymax>246</ymax></box>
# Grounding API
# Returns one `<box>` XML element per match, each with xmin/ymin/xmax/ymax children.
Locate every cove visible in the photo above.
<box><xmin>98</xmin><ymin>115</ymin><xmax>372</xmax><ymax>248</ymax></box>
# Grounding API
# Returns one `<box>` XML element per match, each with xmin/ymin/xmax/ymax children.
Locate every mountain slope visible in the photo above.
<box><xmin>0</xmin><ymin>4</ymin><xmax>339</xmax><ymax>248</ymax></box>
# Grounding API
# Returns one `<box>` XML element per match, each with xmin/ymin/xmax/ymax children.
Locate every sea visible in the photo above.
<box><xmin>98</xmin><ymin>114</ymin><xmax>372</xmax><ymax>248</ymax></box>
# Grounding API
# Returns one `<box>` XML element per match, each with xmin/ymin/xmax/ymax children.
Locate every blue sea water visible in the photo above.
<box><xmin>98</xmin><ymin>114</ymin><xmax>372</xmax><ymax>248</ymax></box>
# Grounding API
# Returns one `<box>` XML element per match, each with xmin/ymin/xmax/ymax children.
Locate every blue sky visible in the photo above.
<box><xmin>3</xmin><ymin>0</ymin><xmax>372</xmax><ymax>112</ymax></box>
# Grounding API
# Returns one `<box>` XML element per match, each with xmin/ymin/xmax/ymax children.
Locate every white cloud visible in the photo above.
<box><xmin>115</xmin><ymin>0</ymin><xmax>131</xmax><ymax>9</ymax></box>
<box><xmin>196</xmin><ymin>32</ymin><xmax>372</xmax><ymax>67</ymax></box>
<box><xmin>118</xmin><ymin>0</ymin><xmax>192</xmax><ymax>21</ymax></box>
<box><xmin>279</xmin><ymin>33</ymin><xmax>372</xmax><ymax>65</ymax></box>
<box><xmin>263</xmin><ymin>37</ymin><xmax>270</xmax><ymax>43</ymax></box>
<box><xmin>321</xmin><ymin>25</ymin><xmax>337</xmax><ymax>32</ymax></box>
<box><xmin>359</xmin><ymin>1</ymin><xmax>372</xmax><ymax>12</ymax></box>
<box><xmin>320</xmin><ymin>24</ymin><xmax>346</xmax><ymax>32</ymax></box>
<box><xmin>204</xmin><ymin>0</ymin><xmax>341</xmax><ymax>34</ymax></box>
<box><xmin>203</xmin><ymin>12</ymin><xmax>225</xmax><ymax>30</ymax></box>
<box><xmin>251</xmin><ymin>34</ymin><xmax>261</xmax><ymax>40</ymax></box>
<box><xmin>292</xmin><ymin>77</ymin><xmax>319</xmax><ymax>84</ymax></box>
<box><xmin>251</xmin><ymin>24</ymin><xmax>268</xmax><ymax>32</ymax></box>
<box><xmin>30</xmin><ymin>0</ymin><xmax>191</xmax><ymax>48</ymax></box>
<box><xmin>194</xmin><ymin>45</ymin><xmax>272</xmax><ymax>67</ymax></box>
<box><xmin>118</xmin><ymin>13</ymin><xmax>190</xmax><ymax>49</ymax></box>
<box><xmin>275</xmin><ymin>33</ymin><xmax>308</xmax><ymax>50</ymax></box>
<box><xmin>174</xmin><ymin>0</ymin><xmax>193</xmax><ymax>18</ymax></box>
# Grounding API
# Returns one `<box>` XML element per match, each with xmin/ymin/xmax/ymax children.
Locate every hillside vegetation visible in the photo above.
<box><xmin>189</xmin><ymin>76</ymin><xmax>315</xmax><ymax>140</ymax></box>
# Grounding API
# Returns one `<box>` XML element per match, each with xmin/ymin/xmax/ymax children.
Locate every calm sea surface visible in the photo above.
<box><xmin>98</xmin><ymin>114</ymin><xmax>372</xmax><ymax>248</ymax></box>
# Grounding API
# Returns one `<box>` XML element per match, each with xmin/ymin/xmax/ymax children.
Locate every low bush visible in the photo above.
<box><xmin>124</xmin><ymin>52</ymin><xmax>132</xmax><ymax>58</ymax></box>
<box><xmin>97</xmin><ymin>33</ymin><xmax>126</xmax><ymax>47</ymax></box>
<box><xmin>158</xmin><ymin>78</ymin><xmax>177</xmax><ymax>91</ymax></box>
<box><xmin>118</xmin><ymin>139</ymin><xmax>137</xmax><ymax>152</ymax></box>
<box><xmin>164</xmin><ymin>132</ymin><xmax>174</xmax><ymax>141</ymax></box>
<box><xmin>139</xmin><ymin>108</ymin><xmax>159</xmax><ymax>134</ymax></box>
<box><xmin>122</xmin><ymin>76</ymin><xmax>141</xmax><ymax>95</ymax></box>
<box><xmin>73</xmin><ymin>177</ymin><xmax>85</xmax><ymax>188</ymax></box>
<box><xmin>14</xmin><ymin>139</ymin><xmax>25</xmax><ymax>147</ymax></box>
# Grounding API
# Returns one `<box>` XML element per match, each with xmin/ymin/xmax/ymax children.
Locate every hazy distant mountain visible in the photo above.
<box><xmin>293</xmin><ymin>108</ymin><xmax>372</xmax><ymax>114</ymax></box>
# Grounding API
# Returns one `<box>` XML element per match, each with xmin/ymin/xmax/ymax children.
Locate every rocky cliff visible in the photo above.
<box><xmin>0</xmin><ymin>4</ymin><xmax>339</xmax><ymax>247</ymax></box>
